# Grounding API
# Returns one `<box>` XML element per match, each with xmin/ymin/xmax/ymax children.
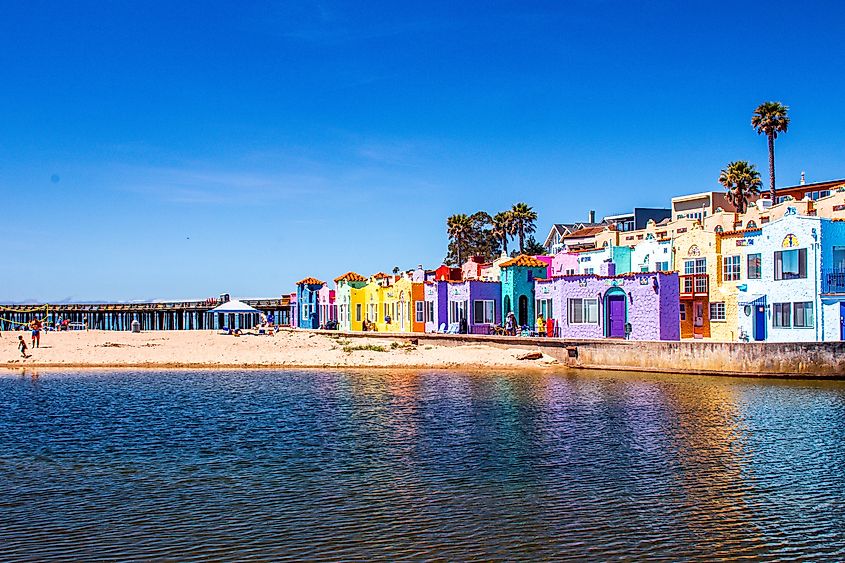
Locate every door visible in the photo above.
<box><xmin>754</xmin><ymin>305</ymin><xmax>766</xmax><ymax>341</ymax></box>
<box><xmin>607</xmin><ymin>295</ymin><xmax>626</xmax><ymax>338</ymax></box>
<box><xmin>518</xmin><ymin>295</ymin><xmax>528</xmax><ymax>327</ymax></box>
<box><xmin>693</xmin><ymin>301</ymin><xmax>704</xmax><ymax>336</ymax></box>
<box><xmin>840</xmin><ymin>303</ymin><xmax>845</xmax><ymax>340</ymax></box>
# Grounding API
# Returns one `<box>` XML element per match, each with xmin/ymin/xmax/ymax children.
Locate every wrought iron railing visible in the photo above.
<box><xmin>822</xmin><ymin>268</ymin><xmax>845</xmax><ymax>294</ymax></box>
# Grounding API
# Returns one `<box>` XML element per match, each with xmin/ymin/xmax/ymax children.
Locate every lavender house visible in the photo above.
<box><xmin>445</xmin><ymin>281</ymin><xmax>502</xmax><ymax>334</ymax></box>
<box><xmin>535</xmin><ymin>271</ymin><xmax>680</xmax><ymax>340</ymax></box>
<box><xmin>424</xmin><ymin>281</ymin><xmax>448</xmax><ymax>332</ymax></box>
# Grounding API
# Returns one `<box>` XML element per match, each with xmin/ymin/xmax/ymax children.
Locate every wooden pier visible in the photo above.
<box><xmin>0</xmin><ymin>296</ymin><xmax>292</xmax><ymax>331</ymax></box>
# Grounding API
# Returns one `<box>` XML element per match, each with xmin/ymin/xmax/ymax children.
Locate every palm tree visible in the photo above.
<box><xmin>751</xmin><ymin>101</ymin><xmax>790</xmax><ymax>201</ymax></box>
<box><xmin>509</xmin><ymin>202</ymin><xmax>538</xmax><ymax>253</ymax></box>
<box><xmin>491</xmin><ymin>211</ymin><xmax>513</xmax><ymax>255</ymax></box>
<box><xmin>446</xmin><ymin>213</ymin><xmax>473</xmax><ymax>265</ymax></box>
<box><xmin>719</xmin><ymin>161</ymin><xmax>762</xmax><ymax>214</ymax></box>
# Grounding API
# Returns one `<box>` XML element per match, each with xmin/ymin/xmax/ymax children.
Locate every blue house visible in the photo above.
<box><xmin>296</xmin><ymin>277</ymin><xmax>324</xmax><ymax>329</ymax></box>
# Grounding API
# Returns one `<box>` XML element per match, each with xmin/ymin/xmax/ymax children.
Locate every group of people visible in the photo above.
<box><xmin>502</xmin><ymin>311</ymin><xmax>552</xmax><ymax>337</ymax></box>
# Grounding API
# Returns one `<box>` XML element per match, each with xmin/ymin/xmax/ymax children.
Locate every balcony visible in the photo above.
<box><xmin>822</xmin><ymin>269</ymin><xmax>845</xmax><ymax>294</ymax></box>
<box><xmin>679</xmin><ymin>274</ymin><xmax>709</xmax><ymax>298</ymax></box>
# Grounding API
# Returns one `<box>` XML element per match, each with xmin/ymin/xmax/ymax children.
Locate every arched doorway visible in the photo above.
<box><xmin>605</xmin><ymin>288</ymin><xmax>627</xmax><ymax>338</ymax></box>
<box><xmin>518</xmin><ymin>295</ymin><xmax>528</xmax><ymax>327</ymax></box>
<box><xmin>398</xmin><ymin>291</ymin><xmax>406</xmax><ymax>332</ymax></box>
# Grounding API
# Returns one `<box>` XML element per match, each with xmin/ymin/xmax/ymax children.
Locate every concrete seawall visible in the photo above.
<box><xmin>315</xmin><ymin>330</ymin><xmax>845</xmax><ymax>378</ymax></box>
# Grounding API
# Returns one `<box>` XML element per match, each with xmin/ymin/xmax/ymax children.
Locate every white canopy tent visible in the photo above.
<box><xmin>208</xmin><ymin>299</ymin><xmax>262</xmax><ymax>330</ymax></box>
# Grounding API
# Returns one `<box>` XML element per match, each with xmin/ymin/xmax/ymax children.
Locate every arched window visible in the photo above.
<box><xmin>746</xmin><ymin>220</ymin><xmax>757</xmax><ymax>229</ymax></box>
<box><xmin>714</xmin><ymin>225</ymin><xmax>724</xmax><ymax>233</ymax></box>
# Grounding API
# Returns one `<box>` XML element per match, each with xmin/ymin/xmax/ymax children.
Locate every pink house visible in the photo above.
<box><xmin>551</xmin><ymin>251</ymin><xmax>579</xmax><ymax>277</ymax></box>
<box><xmin>317</xmin><ymin>285</ymin><xmax>336</xmax><ymax>327</ymax></box>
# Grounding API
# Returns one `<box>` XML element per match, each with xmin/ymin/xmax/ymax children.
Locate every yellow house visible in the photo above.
<box><xmin>363</xmin><ymin>273</ymin><xmax>390</xmax><ymax>331</ymax></box>
<box><xmin>378</xmin><ymin>276</ymin><xmax>417</xmax><ymax>333</ymax></box>
<box><xmin>672</xmin><ymin>223</ymin><xmax>717</xmax><ymax>339</ymax></box>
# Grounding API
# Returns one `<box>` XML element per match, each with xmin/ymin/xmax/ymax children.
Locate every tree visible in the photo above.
<box><xmin>522</xmin><ymin>235</ymin><xmax>547</xmax><ymax>256</ymax></box>
<box><xmin>509</xmin><ymin>202</ymin><xmax>538</xmax><ymax>253</ymax></box>
<box><xmin>446</xmin><ymin>213</ymin><xmax>473</xmax><ymax>265</ymax></box>
<box><xmin>719</xmin><ymin>161</ymin><xmax>762</xmax><ymax>214</ymax></box>
<box><xmin>491</xmin><ymin>211</ymin><xmax>513</xmax><ymax>255</ymax></box>
<box><xmin>751</xmin><ymin>101</ymin><xmax>790</xmax><ymax>201</ymax></box>
<box><xmin>444</xmin><ymin>211</ymin><xmax>501</xmax><ymax>266</ymax></box>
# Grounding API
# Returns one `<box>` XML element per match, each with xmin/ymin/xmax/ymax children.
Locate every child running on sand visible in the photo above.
<box><xmin>18</xmin><ymin>335</ymin><xmax>30</xmax><ymax>358</ymax></box>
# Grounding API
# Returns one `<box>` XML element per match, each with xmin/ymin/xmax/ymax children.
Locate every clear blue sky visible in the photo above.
<box><xmin>2</xmin><ymin>1</ymin><xmax>843</xmax><ymax>302</ymax></box>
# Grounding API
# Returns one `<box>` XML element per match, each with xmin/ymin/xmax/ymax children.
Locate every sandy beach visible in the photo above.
<box><xmin>1</xmin><ymin>329</ymin><xmax>557</xmax><ymax>369</ymax></box>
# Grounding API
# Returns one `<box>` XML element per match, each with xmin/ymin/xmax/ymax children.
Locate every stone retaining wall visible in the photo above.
<box><xmin>312</xmin><ymin>330</ymin><xmax>845</xmax><ymax>378</ymax></box>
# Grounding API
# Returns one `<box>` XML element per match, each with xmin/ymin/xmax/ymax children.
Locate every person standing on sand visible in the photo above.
<box><xmin>30</xmin><ymin>319</ymin><xmax>41</xmax><ymax>348</ymax></box>
<box><xmin>536</xmin><ymin>313</ymin><xmax>546</xmax><ymax>337</ymax></box>
<box><xmin>506</xmin><ymin>312</ymin><xmax>516</xmax><ymax>336</ymax></box>
<box><xmin>18</xmin><ymin>335</ymin><xmax>30</xmax><ymax>358</ymax></box>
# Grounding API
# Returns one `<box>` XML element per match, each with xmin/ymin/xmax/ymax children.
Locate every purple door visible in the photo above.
<box><xmin>607</xmin><ymin>295</ymin><xmax>626</xmax><ymax>338</ymax></box>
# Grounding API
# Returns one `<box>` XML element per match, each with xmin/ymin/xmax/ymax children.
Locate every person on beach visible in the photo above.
<box><xmin>18</xmin><ymin>335</ymin><xmax>30</xmax><ymax>358</ymax></box>
<box><xmin>30</xmin><ymin>319</ymin><xmax>41</xmax><ymax>348</ymax></box>
<box><xmin>506</xmin><ymin>312</ymin><xmax>516</xmax><ymax>336</ymax></box>
<box><xmin>536</xmin><ymin>313</ymin><xmax>546</xmax><ymax>337</ymax></box>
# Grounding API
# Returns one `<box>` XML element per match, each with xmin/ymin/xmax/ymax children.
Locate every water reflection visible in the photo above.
<box><xmin>0</xmin><ymin>369</ymin><xmax>844</xmax><ymax>560</ymax></box>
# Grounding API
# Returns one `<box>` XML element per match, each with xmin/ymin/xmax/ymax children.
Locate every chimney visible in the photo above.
<box><xmin>800</xmin><ymin>171</ymin><xmax>806</xmax><ymax>185</ymax></box>
<box><xmin>589</xmin><ymin>210</ymin><xmax>596</xmax><ymax>223</ymax></box>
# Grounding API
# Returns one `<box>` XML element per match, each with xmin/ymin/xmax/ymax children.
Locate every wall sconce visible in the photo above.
<box><xmin>652</xmin><ymin>276</ymin><xmax>659</xmax><ymax>293</ymax></box>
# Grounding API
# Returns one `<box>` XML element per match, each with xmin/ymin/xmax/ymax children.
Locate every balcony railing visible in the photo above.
<box><xmin>822</xmin><ymin>268</ymin><xmax>845</xmax><ymax>294</ymax></box>
<box><xmin>679</xmin><ymin>274</ymin><xmax>709</xmax><ymax>298</ymax></box>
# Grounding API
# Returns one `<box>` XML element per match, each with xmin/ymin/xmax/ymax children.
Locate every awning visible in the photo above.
<box><xmin>738</xmin><ymin>294</ymin><xmax>767</xmax><ymax>306</ymax></box>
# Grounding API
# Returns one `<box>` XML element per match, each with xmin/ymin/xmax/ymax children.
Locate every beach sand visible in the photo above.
<box><xmin>1</xmin><ymin>329</ymin><xmax>557</xmax><ymax>369</ymax></box>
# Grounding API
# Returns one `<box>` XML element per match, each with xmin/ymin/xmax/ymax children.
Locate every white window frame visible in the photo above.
<box><xmin>567</xmin><ymin>298</ymin><xmax>598</xmax><ymax>324</ymax></box>
<box><xmin>709</xmin><ymin>302</ymin><xmax>726</xmax><ymax>321</ymax></box>
<box><xmin>473</xmin><ymin>300</ymin><xmax>495</xmax><ymax>324</ymax></box>
<box><xmin>415</xmin><ymin>301</ymin><xmax>425</xmax><ymax>323</ymax></box>
<box><xmin>723</xmin><ymin>255</ymin><xmax>740</xmax><ymax>282</ymax></box>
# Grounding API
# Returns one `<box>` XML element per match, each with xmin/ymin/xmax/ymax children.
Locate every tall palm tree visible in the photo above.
<box><xmin>446</xmin><ymin>213</ymin><xmax>473</xmax><ymax>265</ymax></box>
<box><xmin>491</xmin><ymin>211</ymin><xmax>513</xmax><ymax>255</ymax></box>
<box><xmin>719</xmin><ymin>161</ymin><xmax>762</xmax><ymax>214</ymax></box>
<box><xmin>509</xmin><ymin>203</ymin><xmax>538</xmax><ymax>253</ymax></box>
<box><xmin>751</xmin><ymin>101</ymin><xmax>790</xmax><ymax>201</ymax></box>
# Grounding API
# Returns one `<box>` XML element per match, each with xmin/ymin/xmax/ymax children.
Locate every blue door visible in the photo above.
<box><xmin>840</xmin><ymin>303</ymin><xmax>845</xmax><ymax>340</ymax></box>
<box><xmin>754</xmin><ymin>305</ymin><xmax>766</xmax><ymax>341</ymax></box>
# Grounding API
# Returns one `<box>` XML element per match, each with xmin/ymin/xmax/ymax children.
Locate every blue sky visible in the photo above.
<box><xmin>2</xmin><ymin>1</ymin><xmax>844</xmax><ymax>302</ymax></box>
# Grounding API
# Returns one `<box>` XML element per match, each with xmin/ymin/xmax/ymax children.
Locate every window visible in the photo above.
<box><xmin>640</xmin><ymin>266</ymin><xmax>649</xmax><ymax>272</ymax></box>
<box><xmin>793</xmin><ymin>302</ymin><xmax>814</xmax><ymax>328</ymax></box>
<box><xmin>774</xmin><ymin>248</ymin><xmax>807</xmax><ymax>280</ymax></box>
<box><xmin>683</xmin><ymin>258</ymin><xmax>707</xmax><ymax>293</ymax></box>
<box><xmin>536</xmin><ymin>298</ymin><xmax>553</xmax><ymax>318</ymax></box>
<box><xmin>567</xmin><ymin>298</ymin><xmax>598</xmax><ymax>324</ymax></box>
<box><xmin>473</xmin><ymin>300</ymin><xmax>495</xmax><ymax>324</ymax></box>
<box><xmin>449</xmin><ymin>300</ymin><xmax>467</xmax><ymax>324</ymax></box>
<box><xmin>527</xmin><ymin>270</ymin><xmax>534</xmax><ymax>282</ymax></box>
<box><xmin>680</xmin><ymin>303</ymin><xmax>686</xmax><ymax>321</ymax></box>
<box><xmin>565</xmin><ymin>268</ymin><xmax>576</xmax><ymax>275</ymax></box>
<box><xmin>425</xmin><ymin>301</ymin><xmax>434</xmax><ymax>322</ymax></box>
<box><xmin>415</xmin><ymin>301</ymin><xmax>425</xmax><ymax>323</ymax></box>
<box><xmin>747</xmin><ymin>254</ymin><xmax>761</xmax><ymax>279</ymax></box>
<box><xmin>355</xmin><ymin>304</ymin><xmax>362</xmax><ymax>322</ymax></box>
<box><xmin>709</xmin><ymin>302</ymin><xmax>726</xmax><ymax>321</ymax></box>
<box><xmin>656</xmin><ymin>261</ymin><xmax>669</xmax><ymax>272</ymax></box>
<box><xmin>746</xmin><ymin>220</ymin><xmax>757</xmax><ymax>229</ymax></box>
<box><xmin>723</xmin><ymin>255</ymin><xmax>741</xmax><ymax>281</ymax></box>
<box><xmin>714</xmin><ymin>225</ymin><xmax>724</xmax><ymax>233</ymax></box>
<box><xmin>584</xmin><ymin>268</ymin><xmax>595</xmax><ymax>274</ymax></box>
<box><xmin>773</xmin><ymin>303</ymin><xmax>791</xmax><ymax>327</ymax></box>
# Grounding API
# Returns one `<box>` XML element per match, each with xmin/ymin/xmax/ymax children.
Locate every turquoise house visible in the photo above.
<box><xmin>500</xmin><ymin>255</ymin><xmax>548</xmax><ymax>327</ymax></box>
<box><xmin>296</xmin><ymin>277</ymin><xmax>324</xmax><ymax>329</ymax></box>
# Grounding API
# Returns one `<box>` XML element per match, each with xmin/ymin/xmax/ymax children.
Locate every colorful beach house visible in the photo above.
<box><xmin>296</xmin><ymin>277</ymin><xmax>324</xmax><ymax>329</ymax></box>
<box><xmin>736</xmin><ymin>212</ymin><xmax>845</xmax><ymax>342</ymax></box>
<box><xmin>535</xmin><ymin>271</ymin><xmax>680</xmax><ymax>340</ymax></box>
<box><xmin>288</xmin><ymin>292</ymin><xmax>298</xmax><ymax>328</ymax></box>
<box><xmin>317</xmin><ymin>285</ymin><xmax>336</xmax><ymax>328</ymax></box>
<box><xmin>500</xmin><ymin>254</ymin><xmax>548</xmax><ymax>327</ymax></box>
<box><xmin>445</xmin><ymin>280</ymin><xmax>502</xmax><ymax>334</ymax></box>
<box><xmin>334</xmin><ymin>272</ymin><xmax>367</xmax><ymax>331</ymax></box>
<box><xmin>672</xmin><ymin>224</ymin><xmax>717</xmax><ymax>339</ymax></box>
<box><xmin>574</xmin><ymin>245</ymin><xmax>633</xmax><ymax>275</ymax></box>
<box><xmin>379</xmin><ymin>275</ymin><xmax>425</xmax><ymax>333</ymax></box>
<box><xmin>424</xmin><ymin>281</ymin><xmax>448</xmax><ymax>332</ymax></box>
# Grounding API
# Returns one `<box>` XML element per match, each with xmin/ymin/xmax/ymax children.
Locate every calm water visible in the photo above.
<box><xmin>1</xmin><ymin>369</ymin><xmax>845</xmax><ymax>561</ymax></box>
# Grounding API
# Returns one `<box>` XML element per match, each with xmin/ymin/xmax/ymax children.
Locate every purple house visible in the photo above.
<box><xmin>445</xmin><ymin>281</ymin><xmax>502</xmax><ymax>334</ymax></box>
<box><xmin>424</xmin><ymin>281</ymin><xmax>448</xmax><ymax>332</ymax></box>
<box><xmin>535</xmin><ymin>271</ymin><xmax>680</xmax><ymax>340</ymax></box>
